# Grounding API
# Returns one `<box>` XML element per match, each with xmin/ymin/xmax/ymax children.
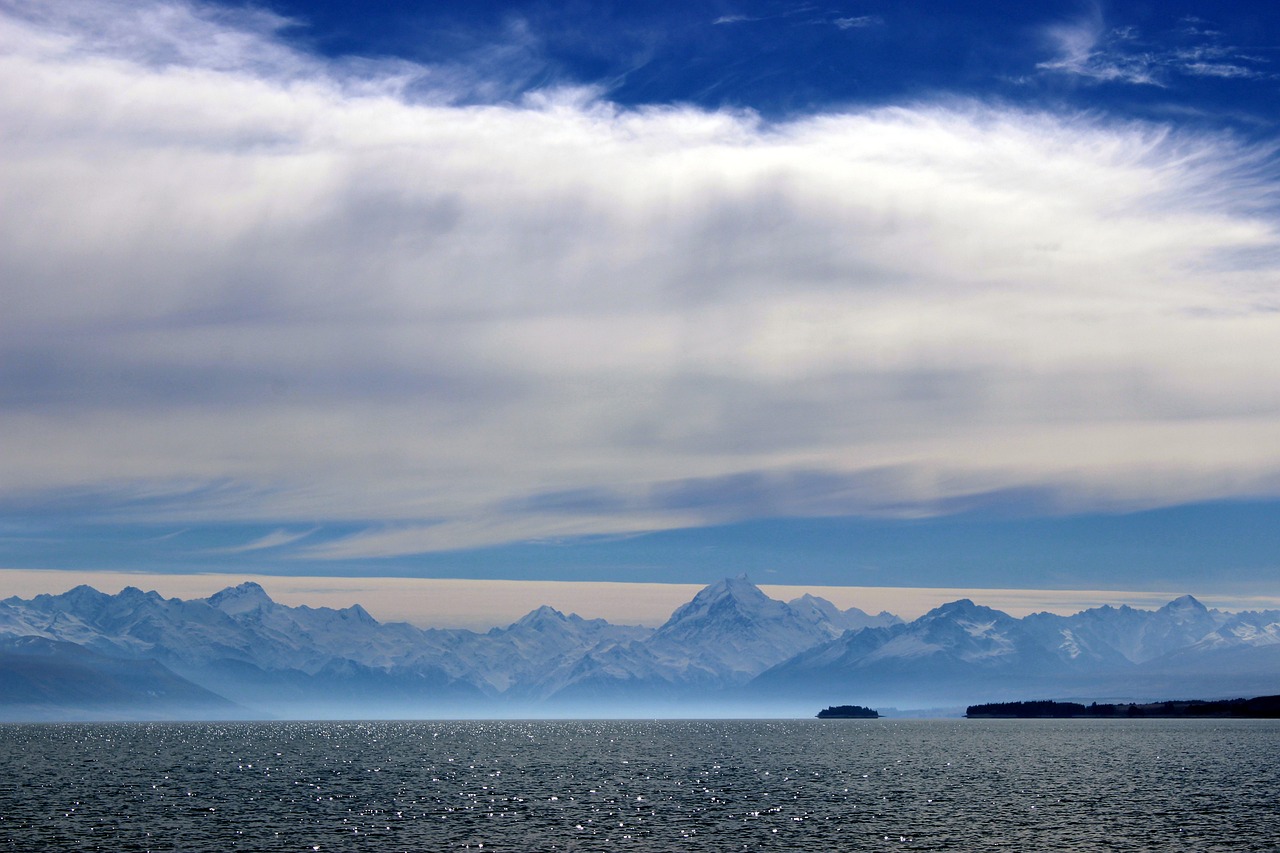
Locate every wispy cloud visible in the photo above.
<box><xmin>210</xmin><ymin>528</ymin><xmax>318</xmax><ymax>554</ymax></box>
<box><xmin>1038</xmin><ymin>11</ymin><xmax>1272</xmax><ymax>85</ymax></box>
<box><xmin>1038</xmin><ymin>18</ymin><xmax>1162</xmax><ymax>85</ymax></box>
<box><xmin>712</xmin><ymin>6</ymin><xmax>878</xmax><ymax>32</ymax></box>
<box><xmin>833</xmin><ymin>16</ymin><xmax>882</xmax><ymax>31</ymax></box>
<box><xmin>2</xmin><ymin>0</ymin><xmax>1280</xmax><ymax>556</ymax></box>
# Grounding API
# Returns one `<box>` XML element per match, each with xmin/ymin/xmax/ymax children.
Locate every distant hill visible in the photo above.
<box><xmin>0</xmin><ymin>635</ymin><xmax>246</xmax><ymax>721</ymax></box>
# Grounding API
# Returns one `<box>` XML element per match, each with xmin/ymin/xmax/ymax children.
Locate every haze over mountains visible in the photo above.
<box><xmin>1</xmin><ymin>579</ymin><xmax>1277</xmax><ymax>720</ymax></box>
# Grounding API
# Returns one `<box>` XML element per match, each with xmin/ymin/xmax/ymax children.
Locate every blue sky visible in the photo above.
<box><xmin>2</xmin><ymin>0</ymin><xmax>1279</xmax><ymax>608</ymax></box>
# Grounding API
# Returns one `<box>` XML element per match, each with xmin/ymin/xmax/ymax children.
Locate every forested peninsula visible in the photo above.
<box><xmin>966</xmin><ymin>695</ymin><xmax>1280</xmax><ymax>718</ymax></box>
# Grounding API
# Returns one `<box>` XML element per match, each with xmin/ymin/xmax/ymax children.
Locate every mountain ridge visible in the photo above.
<box><xmin>1</xmin><ymin>580</ymin><xmax>1276</xmax><ymax>719</ymax></box>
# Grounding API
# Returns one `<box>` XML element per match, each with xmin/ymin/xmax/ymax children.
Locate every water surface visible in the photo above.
<box><xmin>2</xmin><ymin>718</ymin><xmax>1276</xmax><ymax>851</ymax></box>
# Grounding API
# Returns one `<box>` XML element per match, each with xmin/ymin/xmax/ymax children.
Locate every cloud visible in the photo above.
<box><xmin>209</xmin><ymin>527</ymin><xmax>318</xmax><ymax>553</ymax></box>
<box><xmin>1037</xmin><ymin>16</ymin><xmax>1162</xmax><ymax>85</ymax></box>
<box><xmin>1179</xmin><ymin>62</ymin><xmax>1262</xmax><ymax>80</ymax></box>
<box><xmin>712</xmin><ymin>7</ymin><xmax>880</xmax><ymax>31</ymax></box>
<box><xmin>833</xmin><ymin>16</ymin><xmax>882</xmax><ymax>31</ymax></box>
<box><xmin>1037</xmin><ymin>12</ymin><xmax>1272</xmax><ymax>85</ymax></box>
<box><xmin>2</xmin><ymin>0</ymin><xmax>1280</xmax><ymax>556</ymax></box>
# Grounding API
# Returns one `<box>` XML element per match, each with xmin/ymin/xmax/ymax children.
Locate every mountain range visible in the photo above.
<box><xmin>1</xmin><ymin>578</ymin><xmax>1276</xmax><ymax>719</ymax></box>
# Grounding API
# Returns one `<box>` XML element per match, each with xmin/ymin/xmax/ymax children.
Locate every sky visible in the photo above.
<box><xmin>2</xmin><ymin>0</ymin><xmax>1279</xmax><ymax>623</ymax></box>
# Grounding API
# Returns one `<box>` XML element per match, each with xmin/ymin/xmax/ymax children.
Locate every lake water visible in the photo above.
<box><xmin>1</xmin><ymin>718</ymin><xmax>1277</xmax><ymax>851</ymax></box>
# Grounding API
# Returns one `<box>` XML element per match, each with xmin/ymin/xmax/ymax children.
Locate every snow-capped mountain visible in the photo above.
<box><xmin>752</xmin><ymin>598</ymin><xmax>1073</xmax><ymax>704</ymax></box>
<box><xmin>471</xmin><ymin>606</ymin><xmax>652</xmax><ymax>694</ymax></box>
<box><xmin>0</xmin><ymin>582</ymin><xmax>654</xmax><ymax>715</ymax></box>
<box><xmin>1022</xmin><ymin>594</ymin><xmax>1227</xmax><ymax>666</ymax></box>
<box><xmin>786</xmin><ymin>593</ymin><xmax>899</xmax><ymax>636</ymax></box>
<box><xmin>649</xmin><ymin>576</ymin><xmax>858</xmax><ymax>680</ymax></box>
<box><xmin>493</xmin><ymin>577</ymin><xmax>886</xmax><ymax>703</ymax></box>
<box><xmin>1</xmin><ymin>580</ymin><xmax>1277</xmax><ymax>718</ymax></box>
<box><xmin>1194</xmin><ymin>610</ymin><xmax>1280</xmax><ymax>652</ymax></box>
<box><xmin>753</xmin><ymin>594</ymin><xmax>1280</xmax><ymax>706</ymax></box>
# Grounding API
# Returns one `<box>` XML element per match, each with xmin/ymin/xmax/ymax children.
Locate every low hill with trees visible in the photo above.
<box><xmin>966</xmin><ymin>695</ymin><xmax>1280</xmax><ymax>718</ymax></box>
<box><xmin>816</xmin><ymin>704</ymin><xmax>879</xmax><ymax>718</ymax></box>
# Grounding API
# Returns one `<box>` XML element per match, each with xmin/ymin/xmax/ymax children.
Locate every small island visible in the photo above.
<box><xmin>816</xmin><ymin>704</ymin><xmax>880</xmax><ymax>719</ymax></box>
<box><xmin>966</xmin><ymin>695</ymin><xmax>1280</xmax><ymax>719</ymax></box>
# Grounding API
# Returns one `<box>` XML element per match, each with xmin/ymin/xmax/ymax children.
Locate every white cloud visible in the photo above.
<box><xmin>2</xmin><ymin>1</ymin><xmax>1280</xmax><ymax>555</ymax></box>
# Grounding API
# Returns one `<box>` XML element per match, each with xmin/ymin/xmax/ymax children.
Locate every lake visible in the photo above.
<box><xmin>2</xmin><ymin>718</ymin><xmax>1276</xmax><ymax>851</ymax></box>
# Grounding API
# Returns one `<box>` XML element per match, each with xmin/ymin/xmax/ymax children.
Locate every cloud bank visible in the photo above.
<box><xmin>3</xmin><ymin>0</ymin><xmax>1280</xmax><ymax>558</ymax></box>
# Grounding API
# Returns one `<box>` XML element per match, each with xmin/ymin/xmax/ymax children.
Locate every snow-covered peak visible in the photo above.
<box><xmin>662</xmin><ymin>576</ymin><xmax>776</xmax><ymax>626</ymax></box>
<box><xmin>1156</xmin><ymin>594</ymin><xmax>1210</xmax><ymax>620</ymax></box>
<box><xmin>342</xmin><ymin>603</ymin><xmax>378</xmax><ymax>626</ymax></box>
<box><xmin>643</xmin><ymin>577</ymin><xmax>853</xmax><ymax>683</ymax></box>
<box><xmin>787</xmin><ymin>594</ymin><xmax>900</xmax><ymax>635</ymax></box>
<box><xmin>51</xmin><ymin>584</ymin><xmax>112</xmax><ymax>609</ymax></box>
<box><xmin>696</xmin><ymin>575</ymin><xmax>766</xmax><ymax>603</ymax></box>
<box><xmin>789</xmin><ymin>594</ymin><xmax>841</xmax><ymax>622</ymax></box>
<box><xmin>919</xmin><ymin>599</ymin><xmax>1004</xmax><ymax>622</ymax></box>
<box><xmin>1196</xmin><ymin>613</ymin><xmax>1280</xmax><ymax>650</ymax></box>
<box><xmin>206</xmin><ymin>582</ymin><xmax>275</xmax><ymax>615</ymax></box>
<box><xmin>116</xmin><ymin>586</ymin><xmax>165</xmax><ymax>606</ymax></box>
<box><xmin>512</xmin><ymin>605</ymin><xmax>572</xmax><ymax>629</ymax></box>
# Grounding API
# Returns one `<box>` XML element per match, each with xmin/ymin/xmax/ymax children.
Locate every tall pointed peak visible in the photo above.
<box><xmin>117</xmin><ymin>586</ymin><xmax>163</xmax><ymax>602</ymax></box>
<box><xmin>206</xmin><ymin>581</ymin><xmax>274</xmax><ymax>615</ymax></box>
<box><xmin>341</xmin><ymin>602</ymin><xmax>378</xmax><ymax>625</ymax></box>
<box><xmin>920</xmin><ymin>598</ymin><xmax>1006</xmax><ymax>621</ymax></box>
<box><xmin>661</xmin><ymin>576</ymin><xmax>780</xmax><ymax>630</ymax></box>
<box><xmin>931</xmin><ymin>597</ymin><xmax>977</xmax><ymax>611</ymax></box>
<box><xmin>63</xmin><ymin>584</ymin><xmax>107</xmax><ymax>599</ymax></box>
<box><xmin>695</xmin><ymin>575</ymin><xmax>766</xmax><ymax>601</ymax></box>
<box><xmin>47</xmin><ymin>585</ymin><xmax>110</xmax><ymax>608</ymax></box>
<box><xmin>514</xmin><ymin>604</ymin><xmax>569</xmax><ymax>627</ymax></box>
<box><xmin>788</xmin><ymin>593</ymin><xmax>840</xmax><ymax>615</ymax></box>
<box><xmin>1158</xmin><ymin>594</ymin><xmax>1209</xmax><ymax>616</ymax></box>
